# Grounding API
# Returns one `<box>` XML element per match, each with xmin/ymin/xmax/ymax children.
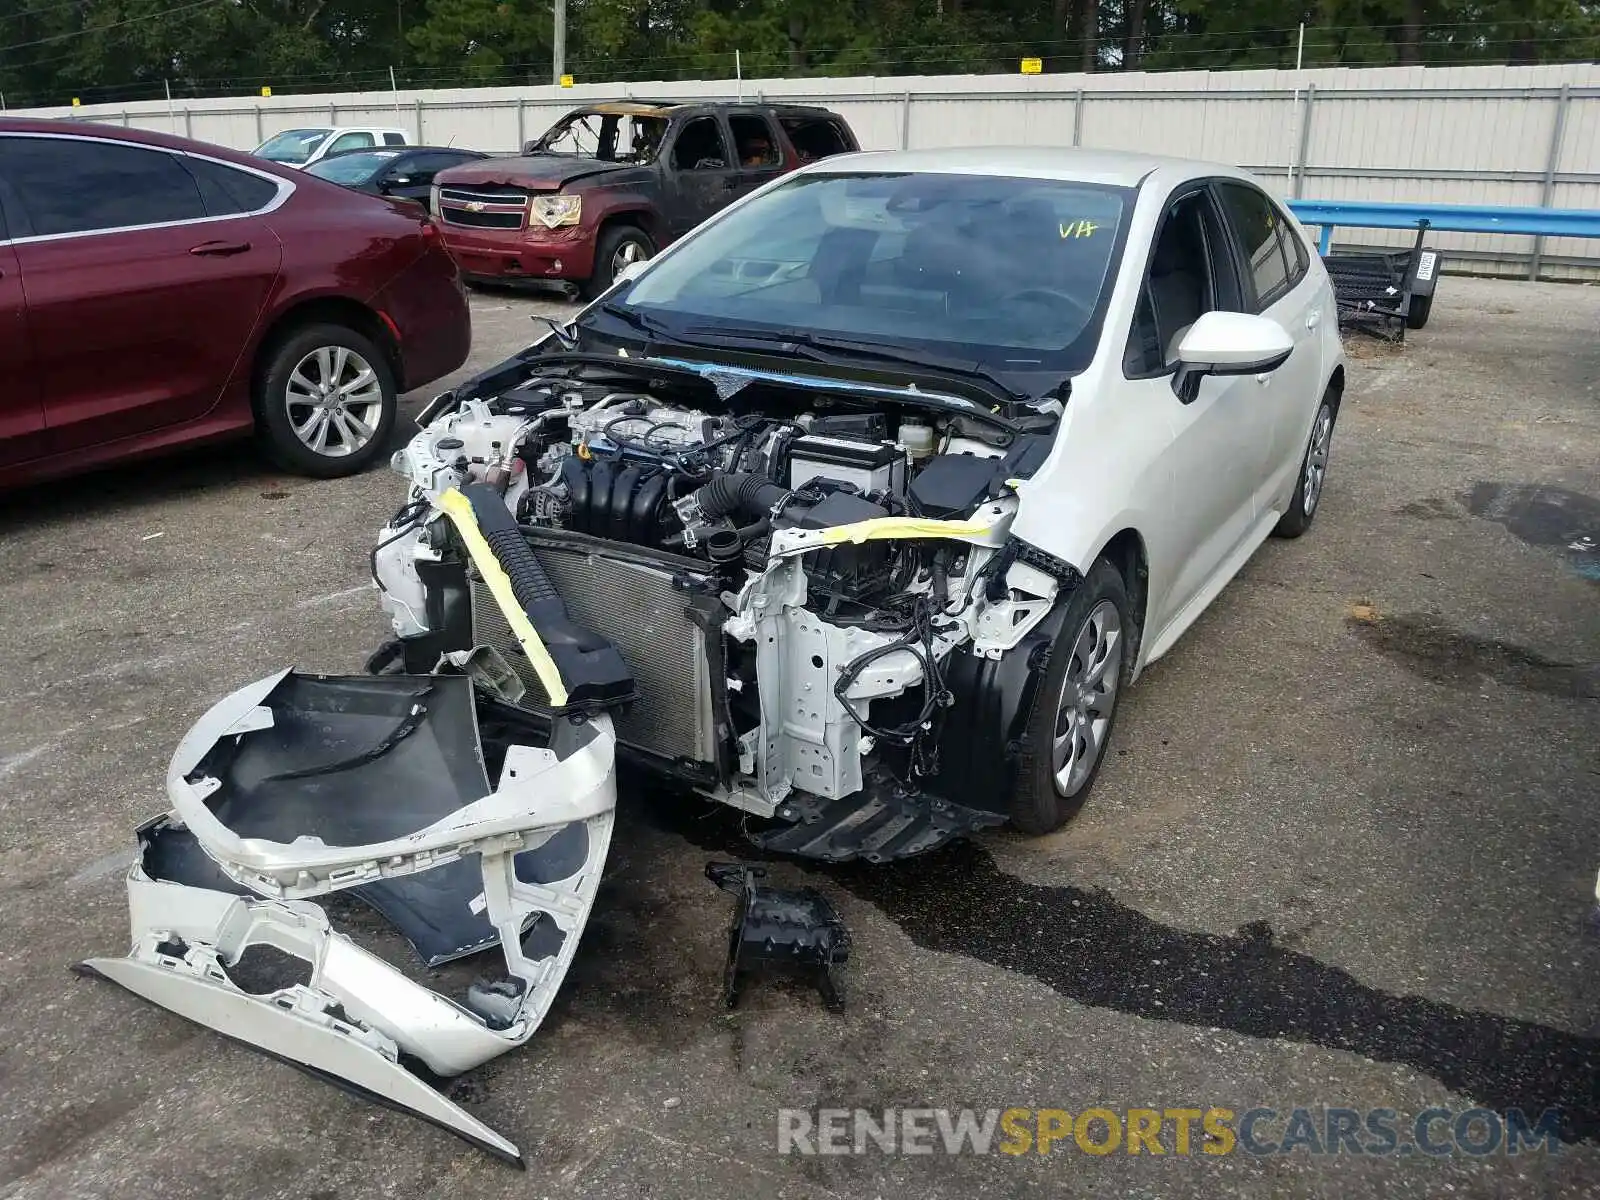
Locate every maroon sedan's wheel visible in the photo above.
<box><xmin>255</xmin><ymin>323</ymin><xmax>397</xmax><ymax>478</ymax></box>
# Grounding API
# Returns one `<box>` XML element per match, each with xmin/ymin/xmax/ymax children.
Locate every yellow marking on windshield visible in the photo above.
<box><xmin>1060</xmin><ymin>219</ymin><xmax>1100</xmax><ymax>239</ymax></box>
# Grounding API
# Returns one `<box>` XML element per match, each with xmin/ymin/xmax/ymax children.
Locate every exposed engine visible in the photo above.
<box><xmin>376</xmin><ymin>369</ymin><xmax>1068</xmax><ymax>861</ymax></box>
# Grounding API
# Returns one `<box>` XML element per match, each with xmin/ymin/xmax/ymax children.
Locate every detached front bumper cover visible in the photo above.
<box><xmin>80</xmin><ymin>487</ymin><xmax>631</xmax><ymax>1167</ymax></box>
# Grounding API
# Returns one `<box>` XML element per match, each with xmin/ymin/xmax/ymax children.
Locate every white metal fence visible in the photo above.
<box><xmin>18</xmin><ymin>61</ymin><xmax>1600</xmax><ymax>277</ymax></box>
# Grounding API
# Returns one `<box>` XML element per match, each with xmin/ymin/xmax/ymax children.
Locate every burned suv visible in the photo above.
<box><xmin>430</xmin><ymin>100</ymin><xmax>856</xmax><ymax>295</ymax></box>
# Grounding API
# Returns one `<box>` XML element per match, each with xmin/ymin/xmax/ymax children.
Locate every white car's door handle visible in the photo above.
<box><xmin>1255</xmin><ymin>373</ymin><xmax>1272</xmax><ymax>385</ymax></box>
<box><xmin>1306</xmin><ymin>310</ymin><xmax>1322</xmax><ymax>330</ymax></box>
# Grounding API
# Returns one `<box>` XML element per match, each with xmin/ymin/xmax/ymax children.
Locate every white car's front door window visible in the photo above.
<box><xmin>1126</xmin><ymin>187</ymin><xmax>1276</xmax><ymax>641</ymax></box>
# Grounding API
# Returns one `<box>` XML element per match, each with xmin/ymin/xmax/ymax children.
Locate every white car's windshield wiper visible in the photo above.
<box><xmin>596</xmin><ymin>301</ymin><xmax>683</xmax><ymax>341</ymax></box>
<box><xmin>593</xmin><ymin>305</ymin><xmax>789</xmax><ymax>353</ymax></box>
<box><xmin>680</xmin><ymin>323</ymin><xmax>1029</xmax><ymax>405</ymax></box>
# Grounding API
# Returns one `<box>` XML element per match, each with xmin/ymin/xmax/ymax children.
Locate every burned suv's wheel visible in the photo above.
<box><xmin>1272</xmin><ymin>392</ymin><xmax>1337</xmax><ymax>539</ymax></box>
<box><xmin>256</xmin><ymin>323</ymin><xmax>397</xmax><ymax>477</ymax></box>
<box><xmin>1010</xmin><ymin>557</ymin><xmax>1133</xmax><ymax>835</ymax></box>
<box><xmin>584</xmin><ymin>225</ymin><xmax>654</xmax><ymax>298</ymax></box>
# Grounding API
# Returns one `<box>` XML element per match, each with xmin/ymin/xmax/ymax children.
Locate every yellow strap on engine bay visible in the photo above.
<box><xmin>436</xmin><ymin>488</ymin><xmax>569</xmax><ymax>708</ymax></box>
<box><xmin>768</xmin><ymin>514</ymin><xmax>1004</xmax><ymax>559</ymax></box>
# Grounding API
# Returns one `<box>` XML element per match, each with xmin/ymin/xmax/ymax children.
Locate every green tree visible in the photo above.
<box><xmin>3</xmin><ymin>0</ymin><xmax>1599</xmax><ymax>109</ymax></box>
<box><xmin>406</xmin><ymin>0</ymin><xmax>552</xmax><ymax>81</ymax></box>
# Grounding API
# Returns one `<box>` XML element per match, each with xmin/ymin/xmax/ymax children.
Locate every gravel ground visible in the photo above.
<box><xmin>0</xmin><ymin>275</ymin><xmax>1595</xmax><ymax>1200</ymax></box>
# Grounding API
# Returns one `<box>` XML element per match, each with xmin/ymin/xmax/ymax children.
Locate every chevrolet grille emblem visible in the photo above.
<box><xmin>465</xmin><ymin>201</ymin><xmax>486</xmax><ymax>213</ymax></box>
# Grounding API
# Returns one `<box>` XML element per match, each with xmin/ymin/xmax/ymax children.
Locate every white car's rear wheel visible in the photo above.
<box><xmin>1273</xmin><ymin>392</ymin><xmax>1337</xmax><ymax>539</ymax></box>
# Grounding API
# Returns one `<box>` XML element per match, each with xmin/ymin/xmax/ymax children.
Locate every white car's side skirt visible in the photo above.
<box><xmin>1141</xmin><ymin>506</ymin><xmax>1282</xmax><ymax>670</ymax></box>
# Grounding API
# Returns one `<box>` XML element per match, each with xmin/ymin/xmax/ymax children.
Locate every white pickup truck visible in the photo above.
<box><xmin>252</xmin><ymin>126</ymin><xmax>410</xmax><ymax>169</ymax></box>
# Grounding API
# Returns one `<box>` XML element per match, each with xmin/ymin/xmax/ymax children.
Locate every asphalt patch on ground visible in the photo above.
<box><xmin>637</xmin><ymin>793</ymin><xmax>1600</xmax><ymax>1145</ymax></box>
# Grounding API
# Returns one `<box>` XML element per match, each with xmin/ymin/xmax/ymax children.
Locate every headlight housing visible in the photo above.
<box><xmin>530</xmin><ymin>194</ymin><xmax>582</xmax><ymax>229</ymax></box>
<box><xmin>429</xmin><ymin>183</ymin><xmax>441</xmax><ymax>217</ymax></box>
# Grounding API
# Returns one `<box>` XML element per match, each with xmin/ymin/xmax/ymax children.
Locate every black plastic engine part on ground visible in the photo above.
<box><xmin>706</xmin><ymin>862</ymin><xmax>850</xmax><ymax>1011</ymax></box>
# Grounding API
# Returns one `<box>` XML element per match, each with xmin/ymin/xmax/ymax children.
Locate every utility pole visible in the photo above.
<box><xmin>553</xmin><ymin>0</ymin><xmax>566</xmax><ymax>84</ymax></box>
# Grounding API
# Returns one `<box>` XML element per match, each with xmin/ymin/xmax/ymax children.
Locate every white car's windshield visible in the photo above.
<box><xmin>611</xmin><ymin>171</ymin><xmax>1134</xmax><ymax>386</ymax></box>
<box><xmin>255</xmin><ymin>128</ymin><xmax>331</xmax><ymax>164</ymax></box>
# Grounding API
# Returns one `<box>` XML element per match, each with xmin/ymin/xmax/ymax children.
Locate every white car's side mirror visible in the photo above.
<box><xmin>615</xmin><ymin>259</ymin><xmax>649</xmax><ymax>285</ymax></box>
<box><xmin>1172</xmin><ymin>311</ymin><xmax>1294</xmax><ymax>403</ymax></box>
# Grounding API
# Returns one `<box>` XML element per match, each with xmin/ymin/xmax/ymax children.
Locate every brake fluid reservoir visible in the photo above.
<box><xmin>898</xmin><ymin>421</ymin><xmax>935</xmax><ymax>460</ymax></box>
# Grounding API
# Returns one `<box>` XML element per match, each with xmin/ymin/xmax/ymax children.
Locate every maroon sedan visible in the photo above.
<box><xmin>0</xmin><ymin>119</ymin><xmax>471</xmax><ymax>484</ymax></box>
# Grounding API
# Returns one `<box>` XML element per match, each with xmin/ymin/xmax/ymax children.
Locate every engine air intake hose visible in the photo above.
<box><xmin>694</xmin><ymin>472</ymin><xmax>790</xmax><ymax>523</ymax></box>
<box><xmin>460</xmin><ymin>484</ymin><xmax>636</xmax><ymax>711</ymax></box>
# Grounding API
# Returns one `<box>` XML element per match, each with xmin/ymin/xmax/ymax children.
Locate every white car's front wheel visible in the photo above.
<box><xmin>1011</xmin><ymin>557</ymin><xmax>1133</xmax><ymax>835</ymax></box>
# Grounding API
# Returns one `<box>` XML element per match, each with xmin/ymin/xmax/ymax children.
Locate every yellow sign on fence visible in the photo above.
<box><xmin>560</xmin><ymin>74</ymin><xmax>574</xmax><ymax>88</ymax></box>
<box><xmin>71</xmin><ymin>97</ymin><xmax>81</xmax><ymax>107</ymax></box>
<box><xmin>261</xmin><ymin>86</ymin><xmax>272</xmax><ymax>98</ymax></box>
<box><xmin>1021</xmin><ymin>57</ymin><xmax>1042</xmax><ymax>75</ymax></box>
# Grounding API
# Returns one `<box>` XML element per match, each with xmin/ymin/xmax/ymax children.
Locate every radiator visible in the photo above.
<box><xmin>469</xmin><ymin>536</ymin><xmax>718</xmax><ymax>765</ymax></box>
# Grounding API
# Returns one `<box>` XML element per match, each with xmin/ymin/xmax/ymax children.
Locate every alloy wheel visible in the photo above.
<box><xmin>284</xmin><ymin>345</ymin><xmax>385</xmax><ymax>458</ymax></box>
<box><xmin>1051</xmin><ymin>599</ymin><xmax>1123</xmax><ymax>797</ymax></box>
<box><xmin>612</xmin><ymin>239</ymin><xmax>648</xmax><ymax>277</ymax></box>
<box><xmin>1303</xmin><ymin>403</ymin><xmax>1334</xmax><ymax>516</ymax></box>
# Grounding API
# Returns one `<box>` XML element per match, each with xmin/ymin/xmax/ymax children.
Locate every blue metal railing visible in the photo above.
<box><xmin>1286</xmin><ymin>198</ymin><xmax>1600</xmax><ymax>256</ymax></box>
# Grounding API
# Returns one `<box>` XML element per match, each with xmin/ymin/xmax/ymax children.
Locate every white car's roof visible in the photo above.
<box><xmin>807</xmin><ymin>146</ymin><xmax>1243</xmax><ymax>188</ymax></box>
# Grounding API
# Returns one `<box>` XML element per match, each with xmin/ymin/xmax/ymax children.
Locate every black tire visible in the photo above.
<box><xmin>583</xmin><ymin>224</ymin><xmax>655</xmax><ymax>299</ymax></box>
<box><xmin>1405</xmin><ymin>290</ymin><xmax>1433</xmax><ymax>330</ymax></box>
<box><xmin>1273</xmin><ymin>393</ymin><xmax>1338</xmax><ymax>539</ymax></box>
<box><xmin>1010</xmin><ymin>557</ymin><xmax>1134</xmax><ymax>835</ymax></box>
<box><xmin>255</xmin><ymin>323</ymin><xmax>397</xmax><ymax>478</ymax></box>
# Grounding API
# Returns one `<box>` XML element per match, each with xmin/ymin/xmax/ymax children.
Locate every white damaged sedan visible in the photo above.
<box><xmin>376</xmin><ymin>146</ymin><xmax>1345</xmax><ymax>854</ymax></box>
<box><xmin>82</xmin><ymin>147</ymin><xmax>1347</xmax><ymax>1166</ymax></box>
